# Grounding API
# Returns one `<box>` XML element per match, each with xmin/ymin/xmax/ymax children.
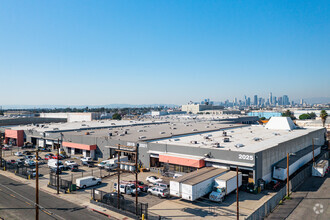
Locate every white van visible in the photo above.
<box><xmin>48</xmin><ymin>159</ymin><xmax>64</xmax><ymax>169</ymax></box>
<box><xmin>76</xmin><ymin>176</ymin><xmax>102</xmax><ymax>189</ymax></box>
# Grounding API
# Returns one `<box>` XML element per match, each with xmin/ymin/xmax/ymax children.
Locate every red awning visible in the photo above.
<box><xmin>159</xmin><ymin>154</ymin><xmax>205</xmax><ymax>168</ymax></box>
<box><xmin>62</xmin><ymin>142</ymin><xmax>97</xmax><ymax>151</ymax></box>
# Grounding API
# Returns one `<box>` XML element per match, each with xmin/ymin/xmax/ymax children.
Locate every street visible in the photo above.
<box><xmin>0</xmin><ymin>174</ymin><xmax>110</xmax><ymax>220</ymax></box>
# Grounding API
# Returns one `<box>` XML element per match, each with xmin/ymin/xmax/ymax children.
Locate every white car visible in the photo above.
<box><xmin>25</xmin><ymin>159</ymin><xmax>36</xmax><ymax>166</ymax></box>
<box><xmin>65</xmin><ymin>160</ymin><xmax>77</xmax><ymax>166</ymax></box>
<box><xmin>14</xmin><ymin>151</ymin><xmax>24</xmax><ymax>156</ymax></box>
<box><xmin>146</xmin><ymin>176</ymin><xmax>163</xmax><ymax>184</ymax></box>
<box><xmin>80</xmin><ymin>157</ymin><xmax>92</xmax><ymax>162</ymax></box>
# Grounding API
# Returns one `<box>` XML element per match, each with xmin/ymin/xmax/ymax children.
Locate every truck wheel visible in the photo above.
<box><xmin>82</xmin><ymin>185</ymin><xmax>86</xmax><ymax>189</ymax></box>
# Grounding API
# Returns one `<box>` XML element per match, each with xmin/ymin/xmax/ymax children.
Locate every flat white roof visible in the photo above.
<box><xmin>150</xmin><ymin>125</ymin><xmax>323</xmax><ymax>153</ymax></box>
<box><xmin>9</xmin><ymin>119</ymin><xmax>166</xmax><ymax>133</ymax></box>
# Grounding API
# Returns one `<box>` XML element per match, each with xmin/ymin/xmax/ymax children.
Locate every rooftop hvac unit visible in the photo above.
<box><xmin>192</xmin><ymin>129</ymin><xmax>197</xmax><ymax>131</ymax></box>
<box><xmin>223</xmin><ymin>137</ymin><xmax>230</xmax><ymax>142</ymax></box>
<box><xmin>223</xmin><ymin>131</ymin><xmax>227</xmax><ymax>136</ymax></box>
<box><xmin>235</xmin><ymin>143</ymin><xmax>244</xmax><ymax>148</ymax></box>
<box><xmin>109</xmin><ymin>133</ymin><xmax>112</xmax><ymax>136</ymax></box>
<box><xmin>138</xmin><ymin>130</ymin><xmax>144</xmax><ymax>132</ymax></box>
<box><xmin>160</xmin><ymin>131</ymin><xmax>165</xmax><ymax>134</ymax></box>
<box><xmin>253</xmin><ymin>137</ymin><xmax>262</xmax><ymax>141</ymax></box>
<box><xmin>85</xmin><ymin>132</ymin><xmax>90</xmax><ymax>135</ymax></box>
<box><xmin>124</xmin><ymin>131</ymin><xmax>128</xmax><ymax>134</ymax></box>
<box><xmin>139</xmin><ymin>136</ymin><xmax>146</xmax><ymax>139</ymax></box>
<box><xmin>191</xmin><ymin>140</ymin><xmax>197</xmax><ymax>144</ymax></box>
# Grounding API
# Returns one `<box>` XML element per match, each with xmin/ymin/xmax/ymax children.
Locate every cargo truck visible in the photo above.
<box><xmin>209</xmin><ymin>171</ymin><xmax>242</xmax><ymax>202</ymax></box>
<box><xmin>170</xmin><ymin>167</ymin><xmax>227</xmax><ymax>201</ymax></box>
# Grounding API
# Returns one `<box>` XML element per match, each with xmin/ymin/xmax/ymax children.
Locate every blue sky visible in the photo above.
<box><xmin>1</xmin><ymin>0</ymin><xmax>329</xmax><ymax>105</ymax></box>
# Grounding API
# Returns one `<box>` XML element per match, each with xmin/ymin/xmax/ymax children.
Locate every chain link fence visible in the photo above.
<box><xmin>91</xmin><ymin>188</ymin><xmax>149</xmax><ymax>219</ymax></box>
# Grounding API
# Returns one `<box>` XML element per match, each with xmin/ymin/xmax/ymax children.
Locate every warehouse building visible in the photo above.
<box><xmin>2</xmin><ymin>117</ymin><xmax>326</xmax><ymax>184</ymax></box>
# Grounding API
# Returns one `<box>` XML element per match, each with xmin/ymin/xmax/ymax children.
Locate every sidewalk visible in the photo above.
<box><xmin>266</xmin><ymin>192</ymin><xmax>307</xmax><ymax>220</ymax></box>
<box><xmin>0</xmin><ymin>170</ymin><xmax>132</xmax><ymax>220</ymax></box>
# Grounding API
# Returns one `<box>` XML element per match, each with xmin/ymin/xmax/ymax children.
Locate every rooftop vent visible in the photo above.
<box><xmin>253</xmin><ymin>137</ymin><xmax>262</xmax><ymax>141</ymax></box>
<box><xmin>174</xmin><ymin>138</ymin><xmax>180</xmax><ymax>141</ymax></box>
<box><xmin>273</xmin><ymin>133</ymin><xmax>280</xmax><ymax>136</ymax></box>
<box><xmin>192</xmin><ymin>129</ymin><xmax>198</xmax><ymax>131</ymax></box>
<box><xmin>139</xmin><ymin>136</ymin><xmax>146</xmax><ymax>139</ymax></box>
<box><xmin>160</xmin><ymin>131</ymin><xmax>165</xmax><ymax>134</ymax></box>
<box><xmin>235</xmin><ymin>143</ymin><xmax>244</xmax><ymax>148</ymax></box>
<box><xmin>138</xmin><ymin>130</ymin><xmax>144</xmax><ymax>132</ymax></box>
<box><xmin>223</xmin><ymin>137</ymin><xmax>230</xmax><ymax>142</ymax></box>
<box><xmin>191</xmin><ymin>140</ymin><xmax>198</xmax><ymax>144</ymax></box>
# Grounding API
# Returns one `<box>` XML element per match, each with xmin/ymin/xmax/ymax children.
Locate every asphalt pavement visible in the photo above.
<box><xmin>0</xmin><ymin>174</ymin><xmax>110</xmax><ymax>220</ymax></box>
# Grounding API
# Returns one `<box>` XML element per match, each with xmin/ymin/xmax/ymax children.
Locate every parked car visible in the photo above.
<box><xmin>146</xmin><ymin>176</ymin><xmax>163</xmax><ymax>184</ymax></box>
<box><xmin>24</xmin><ymin>155</ymin><xmax>34</xmax><ymax>160</ymax></box>
<box><xmin>129</xmin><ymin>180</ymin><xmax>149</xmax><ymax>192</ymax></box>
<box><xmin>48</xmin><ymin>159</ymin><xmax>64</xmax><ymax>169</ymax></box>
<box><xmin>81</xmin><ymin>160</ymin><xmax>94</xmax><ymax>167</ymax></box>
<box><xmin>7</xmin><ymin>160</ymin><xmax>16</xmax><ymax>165</ymax></box>
<box><xmin>103</xmin><ymin>192</ymin><xmax>124</xmax><ymax>200</ymax></box>
<box><xmin>27</xmin><ymin>169</ymin><xmax>40</xmax><ymax>177</ymax></box>
<box><xmin>114</xmin><ymin>182</ymin><xmax>140</xmax><ymax>196</ymax></box>
<box><xmin>14</xmin><ymin>151</ymin><xmax>24</xmax><ymax>156</ymax></box>
<box><xmin>80</xmin><ymin>157</ymin><xmax>92</xmax><ymax>162</ymax></box>
<box><xmin>153</xmin><ymin>182</ymin><xmax>169</xmax><ymax>189</ymax></box>
<box><xmin>76</xmin><ymin>176</ymin><xmax>101</xmax><ymax>189</ymax></box>
<box><xmin>50</xmin><ymin>167</ymin><xmax>62</xmax><ymax>174</ymax></box>
<box><xmin>23</xmin><ymin>151</ymin><xmax>32</xmax><ymax>155</ymax></box>
<box><xmin>173</xmin><ymin>173</ymin><xmax>183</xmax><ymax>179</ymax></box>
<box><xmin>44</xmin><ymin>153</ymin><xmax>54</xmax><ymax>160</ymax></box>
<box><xmin>25</xmin><ymin>159</ymin><xmax>36</xmax><ymax>166</ymax></box>
<box><xmin>147</xmin><ymin>187</ymin><xmax>170</xmax><ymax>198</ymax></box>
<box><xmin>59</xmin><ymin>154</ymin><xmax>68</xmax><ymax>159</ymax></box>
<box><xmin>67</xmin><ymin>164</ymin><xmax>79</xmax><ymax>172</ymax></box>
<box><xmin>65</xmin><ymin>160</ymin><xmax>77</xmax><ymax>166</ymax></box>
<box><xmin>2</xmin><ymin>146</ymin><xmax>11</xmax><ymax>150</ymax></box>
<box><xmin>52</xmin><ymin>155</ymin><xmax>62</xmax><ymax>160</ymax></box>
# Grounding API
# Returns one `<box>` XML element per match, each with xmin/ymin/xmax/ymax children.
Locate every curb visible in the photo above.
<box><xmin>85</xmin><ymin>205</ymin><xmax>119</xmax><ymax>219</ymax></box>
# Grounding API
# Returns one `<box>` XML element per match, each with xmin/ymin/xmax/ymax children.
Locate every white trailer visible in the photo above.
<box><xmin>170</xmin><ymin>167</ymin><xmax>227</xmax><ymax>201</ymax></box>
<box><xmin>312</xmin><ymin>160</ymin><xmax>329</xmax><ymax>177</ymax></box>
<box><xmin>209</xmin><ymin>171</ymin><xmax>242</xmax><ymax>202</ymax></box>
<box><xmin>273</xmin><ymin>146</ymin><xmax>321</xmax><ymax>181</ymax></box>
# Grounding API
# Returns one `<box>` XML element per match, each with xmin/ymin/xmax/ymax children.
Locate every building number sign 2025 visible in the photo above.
<box><xmin>238</xmin><ymin>154</ymin><xmax>254</xmax><ymax>161</ymax></box>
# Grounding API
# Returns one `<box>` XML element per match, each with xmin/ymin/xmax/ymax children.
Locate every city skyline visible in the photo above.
<box><xmin>1</xmin><ymin>1</ymin><xmax>329</xmax><ymax>105</ymax></box>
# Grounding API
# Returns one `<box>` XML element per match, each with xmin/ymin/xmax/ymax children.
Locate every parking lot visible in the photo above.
<box><xmin>1</xmin><ymin>147</ymin><xmax>279</xmax><ymax>219</ymax></box>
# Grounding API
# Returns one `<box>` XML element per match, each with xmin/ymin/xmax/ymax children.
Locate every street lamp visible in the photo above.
<box><xmin>287</xmin><ymin>152</ymin><xmax>295</xmax><ymax>197</ymax></box>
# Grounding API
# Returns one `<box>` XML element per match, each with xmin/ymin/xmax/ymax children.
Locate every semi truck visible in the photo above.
<box><xmin>170</xmin><ymin>167</ymin><xmax>227</xmax><ymax>201</ymax></box>
<box><xmin>209</xmin><ymin>171</ymin><xmax>242</xmax><ymax>202</ymax></box>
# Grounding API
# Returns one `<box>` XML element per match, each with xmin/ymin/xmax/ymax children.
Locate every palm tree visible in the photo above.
<box><xmin>320</xmin><ymin>110</ymin><xmax>328</xmax><ymax>127</ymax></box>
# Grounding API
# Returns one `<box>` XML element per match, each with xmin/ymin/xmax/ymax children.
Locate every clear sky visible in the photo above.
<box><xmin>1</xmin><ymin>0</ymin><xmax>329</xmax><ymax>106</ymax></box>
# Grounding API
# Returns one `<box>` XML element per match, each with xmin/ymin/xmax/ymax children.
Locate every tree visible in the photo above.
<box><xmin>299</xmin><ymin>114</ymin><xmax>311</xmax><ymax>120</ymax></box>
<box><xmin>112</xmin><ymin>113</ymin><xmax>122</xmax><ymax>120</ymax></box>
<box><xmin>309</xmin><ymin>112</ymin><xmax>317</xmax><ymax>119</ymax></box>
<box><xmin>320</xmin><ymin>110</ymin><xmax>328</xmax><ymax>127</ymax></box>
<box><xmin>282</xmin><ymin>110</ymin><xmax>296</xmax><ymax>120</ymax></box>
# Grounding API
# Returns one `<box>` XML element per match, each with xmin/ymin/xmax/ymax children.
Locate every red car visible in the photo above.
<box><xmin>44</xmin><ymin>153</ymin><xmax>54</xmax><ymax>160</ymax></box>
<box><xmin>129</xmin><ymin>181</ymin><xmax>148</xmax><ymax>192</ymax></box>
<box><xmin>52</xmin><ymin>155</ymin><xmax>62</xmax><ymax>160</ymax></box>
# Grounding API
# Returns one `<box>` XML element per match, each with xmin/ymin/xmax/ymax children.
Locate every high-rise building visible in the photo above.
<box><xmin>247</xmin><ymin>97</ymin><xmax>251</xmax><ymax>106</ymax></box>
<box><xmin>278</xmin><ymin>97</ymin><xmax>283</xmax><ymax>106</ymax></box>
<box><xmin>254</xmin><ymin>95</ymin><xmax>258</xmax><ymax>106</ymax></box>
<box><xmin>283</xmin><ymin>95</ymin><xmax>289</xmax><ymax>105</ymax></box>
<box><xmin>269</xmin><ymin>92</ymin><xmax>273</xmax><ymax>105</ymax></box>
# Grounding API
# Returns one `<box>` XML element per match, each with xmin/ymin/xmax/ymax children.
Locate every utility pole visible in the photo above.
<box><xmin>57</xmin><ymin>139</ymin><xmax>60</xmax><ymax>194</ymax></box>
<box><xmin>135</xmin><ymin>145</ymin><xmax>138</xmax><ymax>215</ymax></box>
<box><xmin>236</xmin><ymin>166</ymin><xmax>239</xmax><ymax>220</ymax></box>
<box><xmin>35</xmin><ymin>149</ymin><xmax>39</xmax><ymax>220</ymax></box>
<box><xmin>0</xmin><ymin>135</ymin><xmax>3</xmax><ymax>167</ymax></box>
<box><xmin>287</xmin><ymin>153</ymin><xmax>289</xmax><ymax>197</ymax></box>
<box><xmin>312</xmin><ymin>138</ymin><xmax>315</xmax><ymax>163</ymax></box>
<box><xmin>117</xmin><ymin>144</ymin><xmax>120</xmax><ymax>209</ymax></box>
